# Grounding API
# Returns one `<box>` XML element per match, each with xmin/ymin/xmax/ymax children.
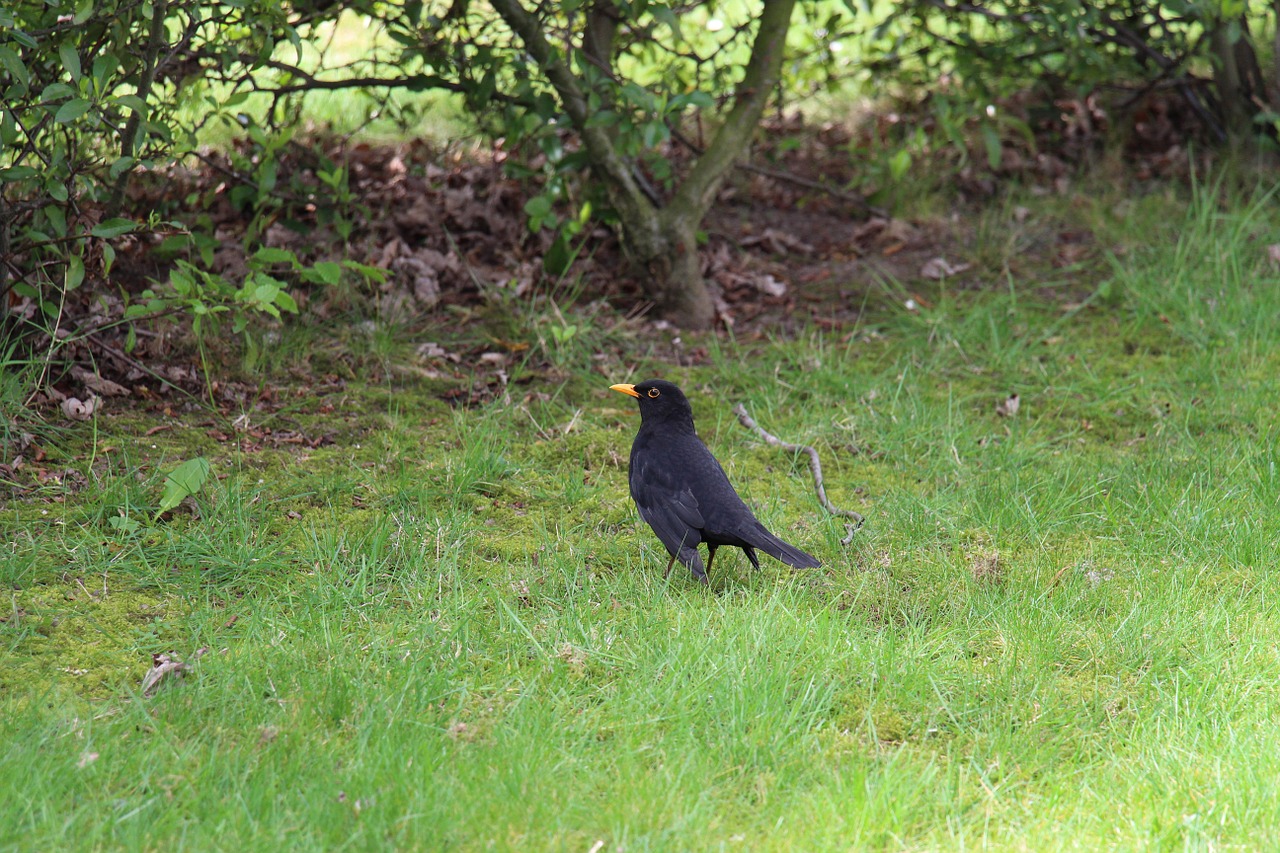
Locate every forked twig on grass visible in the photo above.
<box><xmin>733</xmin><ymin>404</ymin><xmax>864</xmax><ymax>545</ymax></box>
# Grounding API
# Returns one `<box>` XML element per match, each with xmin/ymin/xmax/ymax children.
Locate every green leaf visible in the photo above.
<box><xmin>8</xmin><ymin>29</ymin><xmax>37</xmax><ymax>50</ymax></box>
<box><xmin>108</xmin><ymin>515</ymin><xmax>142</xmax><ymax>535</ymax></box>
<box><xmin>90</xmin><ymin>218</ymin><xmax>136</xmax><ymax>238</ymax></box>
<box><xmin>311</xmin><ymin>261</ymin><xmax>342</xmax><ymax>285</ymax></box>
<box><xmin>113</xmin><ymin>94</ymin><xmax>146</xmax><ymax>114</ymax></box>
<box><xmin>342</xmin><ymin>260</ymin><xmax>389</xmax><ymax>284</ymax></box>
<box><xmin>44</xmin><ymin>205</ymin><xmax>68</xmax><ymax>238</ymax></box>
<box><xmin>0</xmin><ymin>166</ymin><xmax>38</xmax><ymax>182</ymax></box>
<box><xmin>65</xmin><ymin>255</ymin><xmax>85</xmax><ymax>291</ymax></box>
<box><xmin>91</xmin><ymin>54</ymin><xmax>119</xmax><ymax>88</ymax></box>
<box><xmin>888</xmin><ymin>148</ymin><xmax>912</xmax><ymax>182</ymax></box>
<box><xmin>980</xmin><ymin>122</ymin><xmax>1002</xmax><ymax>171</ymax></box>
<box><xmin>524</xmin><ymin>196</ymin><xmax>553</xmax><ymax>219</ymax></box>
<box><xmin>641</xmin><ymin>120</ymin><xmax>669</xmax><ymax>148</ymax></box>
<box><xmin>59</xmin><ymin>44</ymin><xmax>82</xmax><ymax>82</ymax></box>
<box><xmin>73</xmin><ymin>0</ymin><xmax>95</xmax><ymax>25</ymax></box>
<box><xmin>156</xmin><ymin>457</ymin><xmax>210</xmax><ymax>517</ymax></box>
<box><xmin>109</xmin><ymin>156</ymin><xmax>136</xmax><ymax>180</ymax></box>
<box><xmin>274</xmin><ymin>290</ymin><xmax>298</xmax><ymax>313</ymax></box>
<box><xmin>41</xmin><ymin>82</ymin><xmax>76</xmax><ymax>103</ymax></box>
<box><xmin>54</xmin><ymin>98</ymin><xmax>91</xmax><ymax>124</ymax></box>
<box><xmin>0</xmin><ymin>47</ymin><xmax>30</xmax><ymax>90</ymax></box>
<box><xmin>251</xmin><ymin>246</ymin><xmax>296</xmax><ymax>266</ymax></box>
<box><xmin>253</xmin><ymin>282</ymin><xmax>281</xmax><ymax>304</ymax></box>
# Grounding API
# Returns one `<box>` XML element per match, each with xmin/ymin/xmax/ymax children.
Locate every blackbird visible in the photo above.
<box><xmin>610</xmin><ymin>379</ymin><xmax>821</xmax><ymax>583</ymax></box>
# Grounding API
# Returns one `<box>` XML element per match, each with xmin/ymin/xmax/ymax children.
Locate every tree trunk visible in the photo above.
<box><xmin>491</xmin><ymin>0</ymin><xmax>797</xmax><ymax>329</ymax></box>
<box><xmin>1209</xmin><ymin>15</ymin><xmax>1266</xmax><ymax>145</ymax></box>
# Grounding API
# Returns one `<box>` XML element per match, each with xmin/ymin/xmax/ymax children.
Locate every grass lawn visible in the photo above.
<box><xmin>3</xmin><ymin>180</ymin><xmax>1280</xmax><ymax>849</ymax></box>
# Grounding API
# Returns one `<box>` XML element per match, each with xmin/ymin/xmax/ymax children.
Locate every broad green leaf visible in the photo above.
<box><xmin>0</xmin><ymin>47</ymin><xmax>30</xmax><ymax>89</ymax></box>
<box><xmin>342</xmin><ymin>260</ymin><xmax>389</xmax><ymax>284</ymax></box>
<box><xmin>91</xmin><ymin>54</ymin><xmax>118</xmax><ymax>88</ymax></box>
<box><xmin>889</xmin><ymin>148</ymin><xmax>912</xmax><ymax>182</ymax></box>
<box><xmin>251</xmin><ymin>246</ymin><xmax>296</xmax><ymax>265</ymax></box>
<box><xmin>109</xmin><ymin>156</ymin><xmax>136</xmax><ymax>179</ymax></box>
<box><xmin>90</xmin><ymin>218</ymin><xmax>136</xmax><ymax>238</ymax></box>
<box><xmin>54</xmin><ymin>98</ymin><xmax>91</xmax><ymax>124</ymax></box>
<box><xmin>59</xmin><ymin>44</ymin><xmax>82</xmax><ymax>82</ymax></box>
<box><xmin>44</xmin><ymin>205</ymin><xmax>68</xmax><ymax>238</ymax></box>
<box><xmin>312</xmin><ymin>261</ymin><xmax>342</xmax><ymax>285</ymax></box>
<box><xmin>113</xmin><ymin>94</ymin><xmax>146</xmax><ymax>114</ymax></box>
<box><xmin>108</xmin><ymin>515</ymin><xmax>141</xmax><ymax>535</ymax></box>
<box><xmin>524</xmin><ymin>196</ymin><xmax>553</xmax><ymax>218</ymax></box>
<box><xmin>65</xmin><ymin>255</ymin><xmax>85</xmax><ymax>291</ymax></box>
<box><xmin>274</xmin><ymin>290</ymin><xmax>298</xmax><ymax>313</ymax></box>
<box><xmin>641</xmin><ymin>120</ymin><xmax>669</xmax><ymax>148</ymax></box>
<box><xmin>156</xmin><ymin>457</ymin><xmax>210</xmax><ymax>517</ymax></box>
<box><xmin>8</xmin><ymin>29</ymin><xmax>37</xmax><ymax>50</ymax></box>
<box><xmin>253</xmin><ymin>282</ymin><xmax>280</xmax><ymax>303</ymax></box>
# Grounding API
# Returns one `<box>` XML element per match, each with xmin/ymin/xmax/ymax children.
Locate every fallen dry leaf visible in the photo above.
<box><xmin>996</xmin><ymin>393</ymin><xmax>1021</xmax><ymax>417</ymax></box>
<box><xmin>141</xmin><ymin>652</ymin><xmax>191</xmax><ymax>696</ymax></box>
<box><xmin>741</xmin><ymin>228</ymin><xmax>814</xmax><ymax>256</ymax></box>
<box><xmin>61</xmin><ymin>395</ymin><xmax>101</xmax><ymax>421</ymax></box>
<box><xmin>71</xmin><ymin>366</ymin><xmax>130</xmax><ymax>397</ymax></box>
<box><xmin>754</xmin><ymin>274</ymin><xmax>788</xmax><ymax>297</ymax></box>
<box><xmin>920</xmin><ymin>257</ymin><xmax>973</xmax><ymax>280</ymax></box>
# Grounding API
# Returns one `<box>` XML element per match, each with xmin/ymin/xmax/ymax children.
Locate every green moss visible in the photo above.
<box><xmin>0</xmin><ymin>581</ymin><xmax>185</xmax><ymax>700</ymax></box>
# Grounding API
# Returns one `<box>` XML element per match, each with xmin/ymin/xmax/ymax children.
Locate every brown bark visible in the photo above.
<box><xmin>1209</xmin><ymin>15</ymin><xmax>1266</xmax><ymax>144</ymax></box>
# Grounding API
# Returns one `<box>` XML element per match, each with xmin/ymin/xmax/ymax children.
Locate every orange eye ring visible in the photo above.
<box><xmin>647</xmin><ymin>388</ymin><xmax>661</xmax><ymax>398</ymax></box>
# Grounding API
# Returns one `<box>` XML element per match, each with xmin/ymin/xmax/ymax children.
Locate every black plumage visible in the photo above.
<box><xmin>610</xmin><ymin>379</ymin><xmax>821</xmax><ymax>583</ymax></box>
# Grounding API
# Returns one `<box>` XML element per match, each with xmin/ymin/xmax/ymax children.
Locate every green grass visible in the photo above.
<box><xmin>5</xmin><ymin>180</ymin><xmax>1280</xmax><ymax>849</ymax></box>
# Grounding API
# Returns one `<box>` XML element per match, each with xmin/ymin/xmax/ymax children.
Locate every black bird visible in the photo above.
<box><xmin>610</xmin><ymin>379</ymin><xmax>821</xmax><ymax>583</ymax></box>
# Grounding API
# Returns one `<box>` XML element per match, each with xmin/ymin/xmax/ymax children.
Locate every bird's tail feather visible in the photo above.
<box><xmin>752</xmin><ymin>527</ymin><xmax>821</xmax><ymax>569</ymax></box>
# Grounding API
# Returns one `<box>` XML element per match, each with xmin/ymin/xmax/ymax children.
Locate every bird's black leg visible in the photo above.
<box><xmin>705</xmin><ymin>544</ymin><xmax>719</xmax><ymax>577</ymax></box>
<box><xmin>663</xmin><ymin>552</ymin><xmax>679</xmax><ymax>579</ymax></box>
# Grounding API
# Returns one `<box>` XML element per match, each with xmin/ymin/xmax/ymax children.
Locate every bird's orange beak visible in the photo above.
<box><xmin>610</xmin><ymin>383</ymin><xmax>639</xmax><ymax>398</ymax></box>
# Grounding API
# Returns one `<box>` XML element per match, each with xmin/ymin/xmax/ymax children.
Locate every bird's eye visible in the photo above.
<box><xmin>647</xmin><ymin>388</ymin><xmax>661</xmax><ymax>398</ymax></box>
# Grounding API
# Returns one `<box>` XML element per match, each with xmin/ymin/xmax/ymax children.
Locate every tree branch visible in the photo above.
<box><xmin>733</xmin><ymin>403</ymin><xmax>864</xmax><ymax>545</ymax></box>
<box><xmin>669</xmin><ymin>0</ymin><xmax>798</xmax><ymax>221</ymax></box>
<box><xmin>488</xmin><ymin>0</ymin><xmax>658</xmax><ymax>230</ymax></box>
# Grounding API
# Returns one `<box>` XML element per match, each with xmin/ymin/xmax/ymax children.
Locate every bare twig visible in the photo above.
<box><xmin>733</xmin><ymin>403</ymin><xmax>863</xmax><ymax>544</ymax></box>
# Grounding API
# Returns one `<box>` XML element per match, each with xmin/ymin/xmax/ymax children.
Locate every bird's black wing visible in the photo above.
<box><xmin>630</xmin><ymin>449</ymin><xmax>705</xmax><ymax>560</ymax></box>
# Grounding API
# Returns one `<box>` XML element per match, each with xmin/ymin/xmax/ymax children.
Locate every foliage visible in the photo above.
<box><xmin>862</xmin><ymin>0</ymin><xmax>1278</xmax><ymax>159</ymax></box>
<box><xmin>0</xmin><ymin>0</ymin><xmax>384</xmax><ymax>384</ymax></box>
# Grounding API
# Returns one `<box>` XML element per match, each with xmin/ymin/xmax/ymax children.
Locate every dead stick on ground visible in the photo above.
<box><xmin>733</xmin><ymin>403</ymin><xmax>864</xmax><ymax>545</ymax></box>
